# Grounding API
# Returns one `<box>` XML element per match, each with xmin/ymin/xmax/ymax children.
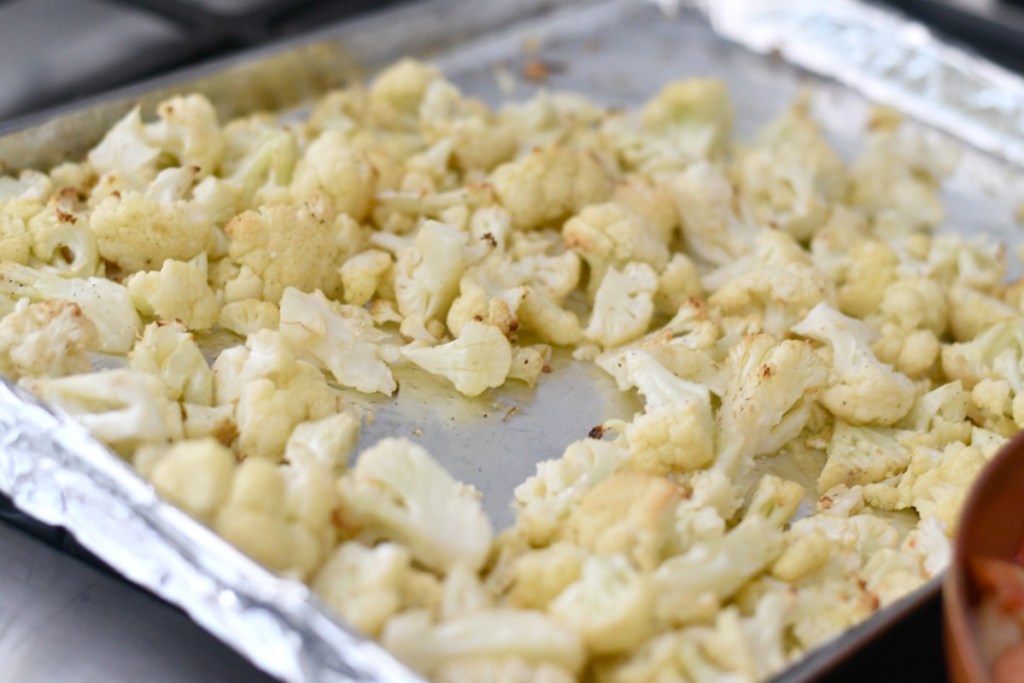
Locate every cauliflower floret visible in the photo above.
<box><xmin>583</xmin><ymin>263</ymin><xmax>657</xmax><ymax>348</ymax></box>
<box><xmin>368</xmin><ymin>58</ymin><xmax>442</xmax><ymax>127</ymax></box>
<box><xmin>382</xmin><ymin>609</ymin><xmax>584</xmax><ymax>676</ymax></box>
<box><xmin>213</xmin><ymin>457</ymin><xmax>326</xmax><ymax>577</ymax></box>
<box><xmin>130</xmin><ymin>321</ymin><xmax>212</xmax><ymax>405</ymax></box>
<box><xmin>792</xmin><ymin>303</ymin><xmax>916</xmax><ymax>426</ymax></box>
<box><xmin>655</xmin><ymin>252</ymin><xmax>704</xmax><ymax>316</ymax></box>
<box><xmin>87</xmin><ymin>107</ymin><xmax>160</xmax><ymax>190</ymax></box>
<box><xmin>181</xmin><ymin>402</ymin><xmax>236</xmax><ymax>444</ymax></box>
<box><xmin>705</xmin><ymin>230</ymin><xmax>836</xmax><ymax>337</ymax></box>
<box><xmin>290</xmin><ymin>131</ymin><xmax>377</xmax><ymax>221</ymax></box>
<box><xmin>849</xmin><ymin>121</ymin><xmax>954</xmax><ymax>235</ymax></box>
<box><xmin>312</xmin><ymin>541</ymin><xmax>413</xmax><ymax>637</ymax></box>
<box><xmin>434</xmin><ymin>657</ymin><xmax>575</xmax><ymax>683</ymax></box>
<box><xmin>835</xmin><ymin>239</ymin><xmax>899</xmax><ymax>319</ymax></box>
<box><xmin>562</xmin><ymin>203</ymin><xmax>669</xmax><ymax>296</ymax></box>
<box><xmin>670</xmin><ymin>160</ymin><xmax>758</xmax><ymax>267</ymax></box>
<box><xmin>0</xmin><ymin>262</ymin><xmax>141</xmax><ymax>353</ymax></box>
<box><xmin>148</xmin><ymin>438</ymin><xmax>236</xmax><ymax>522</ymax></box>
<box><xmin>126</xmin><ymin>257</ymin><xmax>220</xmax><ymax>331</ymax></box>
<box><xmin>89</xmin><ymin>190</ymin><xmax>215</xmax><ymax>273</ymax></box>
<box><xmin>26</xmin><ymin>194</ymin><xmax>99</xmax><ymax>277</ymax></box>
<box><xmin>941</xmin><ymin>319</ymin><xmax>1024</xmax><ymax>390</ymax></box>
<box><xmin>212</xmin><ymin>330</ymin><xmax>344</xmax><ymax>460</ymax></box>
<box><xmin>947</xmin><ymin>284</ymin><xmax>1016</xmax><ymax>343</ymax></box>
<box><xmin>895</xmin><ymin>380</ymin><xmax>972</xmax><ymax>449</ymax></box>
<box><xmin>0</xmin><ymin>300</ymin><xmax>97</xmax><ymax>379</ymax></box>
<box><xmin>284</xmin><ymin>411</ymin><xmax>360</xmax><ymax>473</ymax></box>
<box><xmin>144</xmin><ymin>94</ymin><xmax>225</xmax><ymax>176</ymax></box>
<box><xmin>216</xmin><ymin>116</ymin><xmax>300</xmax><ymax>210</ymax></box>
<box><xmin>568</xmin><ymin>472</ymin><xmax>681</xmax><ymax>571</ymax></box>
<box><xmin>653</xmin><ymin>475</ymin><xmax>801</xmax><ymax>626</ymax></box>
<box><xmin>734</xmin><ymin>104</ymin><xmax>847</xmax><ymax>240</ymax></box>
<box><xmin>619</xmin><ymin>350</ymin><xmax>714</xmax><ymax>474</ymax></box>
<box><xmin>507</xmin><ymin>344</ymin><xmax>550</xmax><ymax>387</ymax></box>
<box><xmin>716</xmin><ymin>334</ymin><xmax>828</xmax><ymax>476</ymax></box>
<box><xmin>339</xmin><ymin>249</ymin><xmax>392</xmax><ymax>306</ymax></box>
<box><xmin>446</xmin><ymin>257</ymin><xmax>529</xmax><ymax>340</ymax></box>
<box><xmin>279</xmin><ymin>287</ymin><xmax>396</xmax><ymax>396</ymax></box>
<box><xmin>217</xmin><ymin>299</ymin><xmax>279</xmax><ymax>337</ymax></box>
<box><xmin>338</xmin><ymin>438</ymin><xmax>492</xmax><ymax>573</ymax></box>
<box><xmin>490</xmin><ymin>145</ymin><xmax>612</xmax><ymax>231</ymax></box>
<box><xmin>224</xmin><ymin>196</ymin><xmax>342</xmax><ymax>303</ymax></box>
<box><xmin>393</xmin><ymin>220</ymin><xmax>472</xmax><ymax>323</ymax></box>
<box><xmin>549</xmin><ymin>554</ymin><xmax>654</xmax><ymax>655</ymax></box>
<box><xmin>401</xmin><ymin>321</ymin><xmax>512</xmax><ymax>397</ymax></box>
<box><xmin>25</xmin><ymin>369</ymin><xmax>183</xmax><ymax>454</ymax></box>
<box><xmin>501</xmin><ymin>542</ymin><xmax>588</xmax><ymax>610</ymax></box>
<box><xmin>513</xmin><ymin>438</ymin><xmax>629</xmax><ymax>547</ymax></box>
<box><xmin>0</xmin><ymin>206</ymin><xmax>34</xmax><ymax>266</ymax></box>
<box><xmin>517</xmin><ymin>289</ymin><xmax>583</xmax><ymax>346</ymax></box>
<box><xmin>817</xmin><ymin>422</ymin><xmax>911</xmax><ymax>494</ymax></box>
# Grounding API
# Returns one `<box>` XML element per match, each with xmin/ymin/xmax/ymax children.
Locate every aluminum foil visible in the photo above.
<box><xmin>1</xmin><ymin>1</ymin><xmax>1023</xmax><ymax>682</ymax></box>
<box><xmin>698</xmin><ymin>0</ymin><xmax>1024</xmax><ymax>170</ymax></box>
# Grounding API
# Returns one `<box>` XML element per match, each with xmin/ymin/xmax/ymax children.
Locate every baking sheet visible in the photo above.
<box><xmin>1</xmin><ymin>0</ymin><xmax>1022</xmax><ymax>681</ymax></box>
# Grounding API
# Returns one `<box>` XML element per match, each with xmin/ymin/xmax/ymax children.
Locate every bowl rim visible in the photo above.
<box><xmin>945</xmin><ymin>429</ymin><xmax>1024</xmax><ymax>683</ymax></box>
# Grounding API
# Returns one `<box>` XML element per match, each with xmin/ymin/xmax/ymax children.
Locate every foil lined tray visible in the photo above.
<box><xmin>1</xmin><ymin>0</ymin><xmax>1022</xmax><ymax>681</ymax></box>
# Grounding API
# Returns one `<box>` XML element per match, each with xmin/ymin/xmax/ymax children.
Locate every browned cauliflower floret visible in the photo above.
<box><xmin>225</xmin><ymin>195</ymin><xmax>342</xmax><ymax>303</ymax></box>
<box><xmin>490</xmin><ymin>145</ymin><xmax>613</xmax><ymax>231</ymax></box>
<box><xmin>89</xmin><ymin>191</ymin><xmax>216</xmax><ymax>273</ymax></box>
<box><xmin>289</xmin><ymin>130</ymin><xmax>378</xmax><ymax>221</ymax></box>
<box><xmin>0</xmin><ymin>300</ymin><xmax>98</xmax><ymax>379</ymax></box>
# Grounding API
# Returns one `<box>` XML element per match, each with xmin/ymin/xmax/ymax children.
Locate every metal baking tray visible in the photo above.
<box><xmin>2</xmin><ymin>0</ymin><xmax>1023</xmax><ymax>680</ymax></box>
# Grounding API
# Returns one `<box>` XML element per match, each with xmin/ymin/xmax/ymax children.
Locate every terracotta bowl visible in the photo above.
<box><xmin>945</xmin><ymin>430</ymin><xmax>1024</xmax><ymax>683</ymax></box>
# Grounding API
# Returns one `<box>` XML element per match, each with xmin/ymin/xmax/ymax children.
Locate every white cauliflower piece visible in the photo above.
<box><xmin>583</xmin><ymin>263</ymin><xmax>657</xmax><ymax>348</ymax></box>
<box><xmin>507</xmin><ymin>344</ymin><xmax>550</xmax><ymax>387</ymax></box>
<box><xmin>225</xmin><ymin>196</ymin><xmax>341</xmax><ymax>303</ymax></box>
<box><xmin>895</xmin><ymin>380</ymin><xmax>972</xmax><ymax>449</ymax></box>
<box><xmin>490</xmin><ymin>145</ymin><xmax>612</xmax><ymax>231</ymax></box>
<box><xmin>549</xmin><ymin>554</ymin><xmax>654</xmax><ymax>655</ymax></box>
<box><xmin>562</xmin><ymin>202</ymin><xmax>669</xmax><ymax>297</ymax></box>
<box><xmin>670</xmin><ymin>160</ymin><xmax>758</xmax><ymax>267</ymax></box>
<box><xmin>568</xmin><ymin>472</ymin><xmax>681</xmax><ymax>571</ymax></box>
<box><xmin>653</xmin><ymin>475</ymin><xmax>801</xmax><ymax>626</ymax></box>
<box><xmin>213</xmin><ymin>457</ymin><xmax>325</xmax><ymax>577</ymax></box>
<box><xmin>0</xmin><ymin>300</ymin><xmax>97</xmax><ymax>379</ymax></box>
<box><xmin>25</xmin><ymin>369</ymin><xmax>183</xmax><ymax>453</ymax></box>
<box><xmin>836</xmin><ymin>239</ymin><xmax>899</xmax><ymax>319</ymax></box>
<box><xmin>126</xmin><ymin>257</ymin><xmax>220</xmax><ymax>331</ymax></box>
<box><xmin>401</xmin><ymin>321</ymin><xmax>512</xmax><ymax>397</ymax></box>
<box><xmin>434</xmin><ymin>658</ymin><xmax>574</xmax><ymax>683</ymax></box>
<box><xmin>382</xmin><ymin>609</ymin><xmax>584</xmax><ymax>676</ymax></box>
<box><xmin>393</xmin><ymin>220</ymin><xmax>472</xmax><ymax>323</ymax></box>
<box><xmin>734</xmin><ymin>105</ymin><xmax>847</xmax><ymax>240</ymax></box>
<box><xmin>144</xmin><ymin>94</ymin><xmax>225</xmax><ymax>176</ymax></box>
<box><xmin>792</xmin><ymin>302</ymin><xmax>915</xmax><ymax>426</ymax></box>
<box><xmin>312</xmin><ymin>541</ymin><xmax>412</xmax><ymax>637</ymax></box>
<box><xmin>212</xmin><ymin>330</ymin><xmax>344</xmax><ymax>460</ymax></box>
<box><xmin>181</xmin><ymin>402</ymin><xmax>236</xmax><ymax>444</ymax></box>
<box><xmin>941</xmin><ymin>319</ymin><xmax>1024</xmax><ymax>390</ymax></box>
<box><xmin>716</xmin><ymin>334</ymin><xmax>828</xmax><ymax>476</ymax></box>
<box><xmin>947</xmin><ymin>284</ymin><xmax>1016</xmax><ymax>343</ymax></box>
<box><xmin>368</xmin><ymin>58</ymin><xmax>442</xmax><ymax>127</ymax></box>
<box><xmin>817</xmin><ymin>422</ymin><xmax>913</xmax><ymax>495</ymax></box>
<box><xmin>705</xmin><ymin>231</ymin><xmax>836</xmax><ymax>338</ymax></box>
<box><xmin>338</xmin><ymin>438</ymin><xmax>492</xmax><ymax>573</ymax></box>
<box><xmin>501</xmin><ymin>542</ymin><xmax>588</xmax><ymax>610</ymax></box>
<box><xmin>279</xmin><ymin>287</ymin><xmax>396</xmax><ymax>396</ymax></box>
<box><xmin>284</xmin><ymin>411</ymin><xmax>360</xmax><ymax>473</ymax></box>
<box><xmin>620</xmin><ymin>349</ymin><xmax>715</xmax><ymax>474</ymax></box>
<box><xmin>513</xmin><ymin>438</ymin><xmax>629</xmax><ymax>547</ymax></box>
<box><xmin>26</xmin><ymin>195</ymin><xmax>99</xmax><ymax>277</ymax></box>
<box><xmin>217</xmin><ymin>299</ymin><xmax>279</xmax><ymax>337</ymax></box>
<box><xmin>87</xmin><ymin>107</ymin><xmax>160</xmax><ymax>190</ymax></box>
<box><xmin>290</xmin><ymin>131</ymin><xmax>377</xmax><ymax>221</ymax></box>
<box><xmin>339</xmin><ymin>249</ymin><xmax>391</xmax><ymax>306</ymax></box>
<box><xmin>0</xmin><ymin>262</ymin><xmax>141</xmax><ymax>353</ymax></box>
<box><xmin>89</xmin><ymin>190</ymin><xmax>215</xmax><ymax>273</ymax></box>
<box><xmin>130</xmin><ymin>321</ymin><xmax>212</xmax><ymax>405</ymax></box>
<box><xmin>517</xmin><ymin>290</ymin><xmax>583</xmax><ymax>346</ymax></box>
<box><xmin>149</xmin><ymin>438</ymin><xmax>236</xmax><ymax>522</ymax></box>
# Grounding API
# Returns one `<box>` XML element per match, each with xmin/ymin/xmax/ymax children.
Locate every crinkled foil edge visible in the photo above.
<box><xmin>0</xmin><ymin>381</ymin><xmax>422</xmax><ymax>683</ymax></box>
<box><xmin>691</xmin><ymin>0</ymin><xmax>1024</xmax><ymax>170</ymax></box>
